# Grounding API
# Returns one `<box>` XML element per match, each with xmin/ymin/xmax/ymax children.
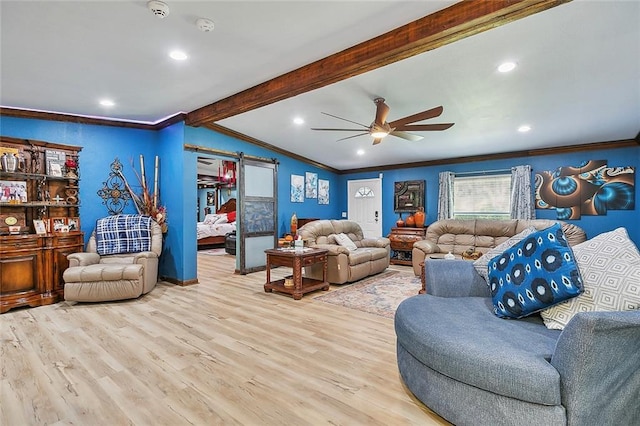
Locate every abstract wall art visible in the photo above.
<box><xmin>535</xmin><ymin>160</ymin><xmax>635</xmax><ymax>219</ymax></box>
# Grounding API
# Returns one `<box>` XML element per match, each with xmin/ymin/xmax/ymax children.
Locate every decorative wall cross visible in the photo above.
<box><xmin>97</xmin><ymin>158</ymin><xmax>131</xmax><ymax>215</ymax></box>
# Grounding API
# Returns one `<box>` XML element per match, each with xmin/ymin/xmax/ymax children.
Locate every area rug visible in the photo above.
<box><xmin>198</xmin><ymin>248</ymin><xmax>229</xmax><ymax>256</ymax></box>
<box><xmin>314</xmin><ymin>270</ymin><xmax>421</xmax><ymax>319</ymax></box>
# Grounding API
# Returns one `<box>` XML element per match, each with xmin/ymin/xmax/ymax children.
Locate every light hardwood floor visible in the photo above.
<box><xmin>1</xmin><ymin>252</ymin><xmax>449</xmax><ymax>425</ymax></box>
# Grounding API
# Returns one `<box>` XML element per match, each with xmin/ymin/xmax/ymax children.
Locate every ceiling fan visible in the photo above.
<box><xmin>311</xmin><ymin>98</ymin><xmax>454</xmax><ymax>144</ymax></box>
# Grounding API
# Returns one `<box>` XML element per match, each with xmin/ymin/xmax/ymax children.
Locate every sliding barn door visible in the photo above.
<box><xmin>238</xmin><ymin>154</ymin><xmax>278</xmax><ymax>274</ymax></box>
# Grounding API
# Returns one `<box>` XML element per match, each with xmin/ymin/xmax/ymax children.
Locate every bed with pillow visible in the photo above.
<box><xmin>197</xmin><ymin>198</ymin><xmax>236</xmax><ymax>248</ymax></box>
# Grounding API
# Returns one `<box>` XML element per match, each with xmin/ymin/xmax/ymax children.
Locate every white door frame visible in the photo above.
<box><xmin>347</xmin><ymin>177</ymin><xmax>383</xmax><ymax>238</ymax></box>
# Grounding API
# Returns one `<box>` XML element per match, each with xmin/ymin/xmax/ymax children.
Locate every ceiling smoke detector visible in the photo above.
<box><xmin>147</xmin><ymin>1</ymin><xmax>169</xmax><ymax>19</ymax></box>
<box><xmin>196</xmin><ymin>18</ymin><xmax>215</xmax><ymax>32</ymax></box>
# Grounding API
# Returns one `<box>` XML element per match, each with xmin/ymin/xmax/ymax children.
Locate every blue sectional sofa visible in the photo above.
<box><xmin>395</xmin><ymin>259</ymin><xmax>640</xmax><ymax>426</ymax></box>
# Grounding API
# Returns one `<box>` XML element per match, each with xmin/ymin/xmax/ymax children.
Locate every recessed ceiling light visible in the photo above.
<box><xmin>99</xmin><ymin>99</ymin><xmax>115</xmax><ymax>107</ymax></box>
<box><xmin>357</xmin><ymin>149</ymin><xmax>365</xmax><ymax>156</ymax></box>
<box><xmin>169</xmin><ymin>50</ymin><xmax>188</xmax><ymax>61</ymax></box>
<box><xmin>293</xmin><ymin>117</ymin><xmax>304</xmax><ymax>125</ymax></box>
<box><xmin>518</xmin><ymin>125</ymin><xmax>531</xmax><ymax>133</ymax></box>
<box><xmin>498</xmin><ymin>62</ymin><xmax>517</xmax><ymax>73</ymax></box>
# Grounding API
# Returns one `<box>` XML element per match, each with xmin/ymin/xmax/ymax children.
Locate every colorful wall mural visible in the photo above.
<box><xmin>535</xmin><ymin>160</ymin><xmax>635</xmax><ymax>219</ymax></box>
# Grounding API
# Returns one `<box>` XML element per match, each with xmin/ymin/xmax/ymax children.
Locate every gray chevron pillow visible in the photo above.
<box><xmin>541</xmin><ymin>227</ymin><xmax>640</xmax><ymax>330</ymax></box>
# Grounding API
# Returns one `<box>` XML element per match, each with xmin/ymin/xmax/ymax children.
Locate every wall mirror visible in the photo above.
<box><xmin>394</xmin><ymin>180</ymin><xmax>425</xmax><ymax>212</ymax></box>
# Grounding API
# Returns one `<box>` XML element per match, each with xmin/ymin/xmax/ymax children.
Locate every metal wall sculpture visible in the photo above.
<box><xmin>535</xmin><ymin>160</ymin><xmax>635</xmax><ymax>219</ymax></box>
<box><xmin>394</xmin><ymin>180</ymin><xmax>425</xmax><ymax>213</ymax></box>
<box><xmin>97</xmin><ymin>157</ymin><xmax>131</xmax><ymax>215</ymax></box>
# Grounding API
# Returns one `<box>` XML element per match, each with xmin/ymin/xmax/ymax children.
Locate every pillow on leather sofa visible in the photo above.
<box><xmin>473</xmin><ymin>226</ymin><xmax>537</xmax><ymax>281</ymax></box>
<box><xmin>541</xmin><ymin>227</ymin><xmax>640</xmax><ymax>330</ymax></box>
<box><xmin>488</xmin><ymin>223</ymin><xmax>583</xmax><ymax>319</ymax></box>
<box><xmin>334</xmin><ymin>232</ymin><xmax>358</xmax><ymax>251</ymax></box>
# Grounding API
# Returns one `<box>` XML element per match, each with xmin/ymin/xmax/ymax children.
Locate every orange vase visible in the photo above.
<box><xmin>414</xmin><ymin>207</ymin><xmax>425</xmax><ymax>228</ymax></box>
<box><xmin>405</xmin><ymin>214</ymin><xmax>415</xmax><ymax>227</ymax></box>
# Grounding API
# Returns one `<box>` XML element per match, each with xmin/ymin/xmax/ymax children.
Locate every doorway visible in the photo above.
<box><xmin>347</xmin><ymin>177</ymin><xmax>382</xmax><ymax>238</ymax></box>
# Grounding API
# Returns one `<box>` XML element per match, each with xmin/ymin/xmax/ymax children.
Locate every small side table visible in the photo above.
<box><xmin>264</xmin><ymin>248</ymin><xmax>329</xmax><ymax>300</ymax></box>
<box><xmin>388</xmin><ymin>227</ymin><xmax>427</xmax><ymax>265</ymax></box>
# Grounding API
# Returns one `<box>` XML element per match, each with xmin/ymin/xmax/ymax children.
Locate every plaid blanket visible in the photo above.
<box><xmin>95</xmin><ymin>215</ymin><xmax>153</xmax><ymax>256</ymax></box>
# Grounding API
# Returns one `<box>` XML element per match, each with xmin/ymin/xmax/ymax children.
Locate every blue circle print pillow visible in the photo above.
<box><xmin>487</xmin><ymin>223</ymin><xmax>583</xmax><ymax>319</ymax></box>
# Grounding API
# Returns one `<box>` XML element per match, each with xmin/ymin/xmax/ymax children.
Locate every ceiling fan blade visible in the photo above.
<box><xmin>336</xmin><ymin>133</ymin><xmax>369</xmax><ymax>142</ymax></box>
<box><xmin>321</xmin><ymin>112</ymin><xmax>369</xmax><ymax>128</ymax></box>
<box><xmin>374</xmin><ymin>98</ymin><xmax>390</xmax><ymax>126</ymax></box>
<box><xmin>395</xmin><ymin>123</ymin><xmax>455</xmax><ymax>131</ymax></box>
<box><xmin>311</xmin><ymin>128</ymin><xmax>368</xmax><ymax>132</ymax></box>
<box><xmin>390</xmin><ymin>130</ymin><xmax>424</xmax><ymax>142</ymax></box>
<box><xmin>388</xmin><ymin>106</ymin><xmax>444</xmax><ymax>128</ymax></box>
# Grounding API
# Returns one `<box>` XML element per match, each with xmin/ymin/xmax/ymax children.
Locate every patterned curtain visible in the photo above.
<box><xmin>510</xmin><ymin>165</ymin><xmax>535</xmax><ymax>219</ymax></box>
<box><xmin>437</xmin><ymin>171</ymin><xmax>454</xmax><ymax>220</ymax></box>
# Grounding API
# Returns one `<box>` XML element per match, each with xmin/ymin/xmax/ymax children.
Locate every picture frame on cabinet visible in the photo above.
<box><xmin>45</xmin><ymin>149</ymin><xmax>66</xmax><ymax>176</ymax></box>
<box><xmin>33</xmin><ymin>219</ymin><xmax>47</xmax><ymax>235</ymax></box>
<box><xmin>0</xmin><ymin>180</ymin><xmax>28</xmax><ymax>203</ymax></box>
<box><xmin>48</xmin><ymin>162</ymin><xmax>63</xmax><ymax>177</ymax></box>
<box><xmin>67</xmin><ymin>217</ymin><xmax>80</xmax><ymax>231</ymax></box>
<box><xmin>50</xmin><ymin>217</ymin><xmax>66</xmax><ymax>232</ymax></box>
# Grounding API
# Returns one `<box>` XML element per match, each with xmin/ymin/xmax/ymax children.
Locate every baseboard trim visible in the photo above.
<box><xmin>161</xmin><ymin>276</ymin><xmax>199</xmax><ymax>286</ymax></box>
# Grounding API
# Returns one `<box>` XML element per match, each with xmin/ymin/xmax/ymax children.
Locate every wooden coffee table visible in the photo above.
<box><xmin>264</xmin><ymin>248</ymin><xmax>329</xmax><ymax>300</ymax></box>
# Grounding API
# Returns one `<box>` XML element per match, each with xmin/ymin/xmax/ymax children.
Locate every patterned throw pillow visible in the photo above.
<box><xmin>95</xmin><ymin>214</ymin><xmax>152</xmax><ymax>256</ymax></box>
<box><xmin>334</xmin><ymin>232</ymin><xmax>358</xmax><ymax>252</ymax></box>
<box><xmin>541</xmin><ymin>227</ymin><xmax>640</xmax><ymax>330</ymax></box>
<box><xmin>487</xmin><ymin>223</ymin><xmax>583</xmax><ymax>319</ymax></box>
<box><xmin>473</xmin><ymin>226</ymin><xmax>537</xmax><ymax>281</ymax></box>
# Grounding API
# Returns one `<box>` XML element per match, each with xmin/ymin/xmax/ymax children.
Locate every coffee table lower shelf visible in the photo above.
<box><xmin>264</xmin><ymin>277</ymin><xmax>329</xmax><ymax>300</ymax></box>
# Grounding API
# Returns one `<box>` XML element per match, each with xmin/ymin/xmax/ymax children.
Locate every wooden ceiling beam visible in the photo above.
<box><xmin>186</xmin><ymin>0</ymin><xmax>570</xmax><ymax>126</ymax></box>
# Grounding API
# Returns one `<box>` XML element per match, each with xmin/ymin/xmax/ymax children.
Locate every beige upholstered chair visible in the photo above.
<box><xmin>63</xmin><ymin>215</ymin><xmax>163</xmax><ymax>302</ymax></box>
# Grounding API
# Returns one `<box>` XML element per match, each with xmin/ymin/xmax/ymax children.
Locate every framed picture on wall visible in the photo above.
<box><xmin>305</xmin><ymin>172</ymin><xmax>318</xmax><ymax>198</ymax></box>
<box><xmin>394</xmin><ymin>180</ymin><xmax>425</xmax><ymax>213</ymax></box>
<box><xmin>318</xmin><ymin>179</ymin><xmax>329</xmax><ymax>205</ymax></box>
<box><xmin>206</xmin><ymin>191</ymin><xmax>215</xmax><ymax>206</ymax></box>
<box><xmin>291</xmin><ymin>174</ymin><xmax>304</xmax><ymax>202</ymax></box>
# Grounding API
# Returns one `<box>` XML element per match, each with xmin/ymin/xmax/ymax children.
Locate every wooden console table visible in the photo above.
<box><xmin>388</xmin><ymin>226</ymin><xmax>427</xmax><ymax>266</ymax></box>
<box><xmin>264</xmin><ymin>248</ymin><xmax>329</xmax><ymax>300</ymax></box>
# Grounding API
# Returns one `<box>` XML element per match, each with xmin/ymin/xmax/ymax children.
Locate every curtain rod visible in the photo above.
<box><xmin>454</xmin><ymin>168</ymin><xmax>512</xmax><ymax>176</ymax></box>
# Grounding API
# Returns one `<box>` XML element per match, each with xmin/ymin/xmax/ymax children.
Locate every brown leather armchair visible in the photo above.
<box><xmin>63</xmin><ymin>217</ymin><xmax>163</xmax><ymax>302</ymax></box>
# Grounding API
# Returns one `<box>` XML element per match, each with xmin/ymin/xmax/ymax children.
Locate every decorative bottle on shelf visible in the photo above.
<box><xmin>290</xmin><ymin>212</ymin><xmax>298</xmax><ymax>236</ymax></box>
<box><xmin>414</xmin><ymin>207</ymin><xmax>425</xmax><ymax>228</ymax></box>
<box><xmin>405</xmin><ymin>213</ymin><xmax>415</xmax><ymax>227</ymax></box>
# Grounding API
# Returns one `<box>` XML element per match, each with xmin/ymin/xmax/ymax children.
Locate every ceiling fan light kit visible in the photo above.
<box><xmin>312</xmin><ymin>97</ymin><xmax>454</xmax><ymax>145</ymax></box>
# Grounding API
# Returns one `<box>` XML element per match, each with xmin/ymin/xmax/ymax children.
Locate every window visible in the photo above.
<box><xmin>453</xmin><ymin>174</ymin><xmax>511</xmax><ymax>220</ymax></box>
<box><xmin>355</xmin><ymin>186</ymin><xmax>374</xmax><ymax>198</ymax></box>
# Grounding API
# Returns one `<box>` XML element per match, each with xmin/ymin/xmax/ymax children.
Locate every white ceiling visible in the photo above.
<box><xmin>2</xmin><ymin>1</ymin><xmax>639</xmax><ymax>171</ymax></box>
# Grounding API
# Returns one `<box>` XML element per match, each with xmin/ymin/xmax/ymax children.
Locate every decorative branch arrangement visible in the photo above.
<box><xmin>118</xmin><ymin>155</ymin><xmax>168</xmax><ymax>233</ymax></box>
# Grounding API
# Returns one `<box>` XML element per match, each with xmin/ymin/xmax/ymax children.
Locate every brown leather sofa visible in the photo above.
<box><xmin>298</xmin><ymin>220</ymin><xmax>390</xmax><ymax>284</ymax></box>
<box><xmin>411</xmin><ymin>219</ymin><xmax>587</xmax><ymax>276</ymax></box>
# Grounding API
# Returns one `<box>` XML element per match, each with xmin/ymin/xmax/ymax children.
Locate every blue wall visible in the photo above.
<box><xmin>343</xmin><ymin>145</ymin><xmax>640</xmax><ymax>246</ymax></box>
<box><xmin>2</xmin><ymin>114</ymin><xmax>638</xmax><ymax>282</ymax></box>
